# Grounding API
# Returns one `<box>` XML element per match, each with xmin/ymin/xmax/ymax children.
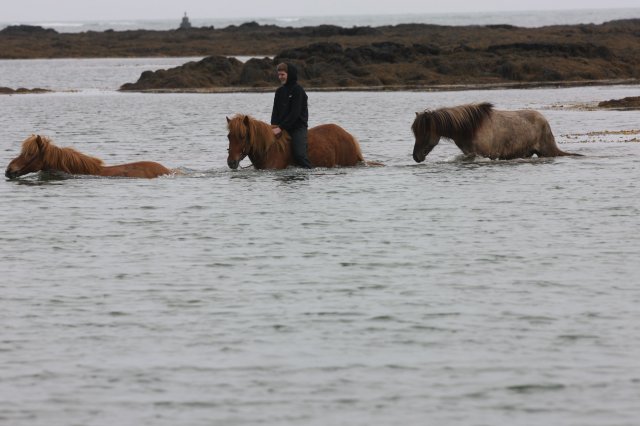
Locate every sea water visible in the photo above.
<box><xmin>1</xmin><ymin>56</ymin><xmax>640</xmax><ymax>426</ymax></box>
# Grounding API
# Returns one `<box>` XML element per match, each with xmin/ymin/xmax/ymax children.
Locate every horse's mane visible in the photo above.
<box><xmin>413</xmin><ymin>102</ymin><xmax>494</xmax><ymax>141</ymax></box>
<box><xmin>23</xmin><ymin>135</ymin><xmax>104</xmax><ymax>174</ymax></box>
<box><xmin>228</xmin><ymin>115</ymin><xmax>288</xmax><ymax>158</ymax></box>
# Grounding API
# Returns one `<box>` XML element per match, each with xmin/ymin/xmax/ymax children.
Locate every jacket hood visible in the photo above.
<box><xmin>285</xmin><ymin>63</ymin><xmax>298</xmax><ymax>86</ymax></box>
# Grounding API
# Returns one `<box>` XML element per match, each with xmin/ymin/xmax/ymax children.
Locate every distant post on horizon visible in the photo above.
<box><xmin>179</xmin><ymin>12</ymin><xmax>192</xmax><ymax>30</ymax></box>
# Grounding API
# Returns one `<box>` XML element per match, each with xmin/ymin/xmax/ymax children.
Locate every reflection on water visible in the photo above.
<box><xmin>273</xmin><ymin>173</ymin><xmax>311</xmax><ymax>184</ymax></box>
<box><xmin>1</xmin><ymin>58</ymin><xmax>640</xmax><ymax>426</ymax></box>
<box><xmin>8</xmin><ymin>170</ymin><xmax>71</xmax><ymax>184</ymax></box>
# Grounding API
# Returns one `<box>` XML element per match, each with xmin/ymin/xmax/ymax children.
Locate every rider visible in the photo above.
<box><xmin>270</xmin><ymin>62</ymin><xmax>313</xmax><ymax>169</ymax></box>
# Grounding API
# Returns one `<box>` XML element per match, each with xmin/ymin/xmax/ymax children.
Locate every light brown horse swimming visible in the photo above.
<box><xmin>412</xmin><ymin>102</ymin><xmax>580</xmax><ymax>162</ymax></box>
<box><xmin>5</xmin><ymin>135</ymin><xmax>174</xmax><ymax>179</ymax></box>
<box><xmin>226</xmin><ymin>114</ymin><xmax>382</xmax><ymax>169</ymax></box>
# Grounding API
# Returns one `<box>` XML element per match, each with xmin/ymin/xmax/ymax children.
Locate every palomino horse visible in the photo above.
<box><xmin>5</xmin><ymin>135</ymin><xmax>174</xmax><ymax>179</ymax></box>
<box><xmin>226</xmin><ymin>114</ymin><xmax>381</xmax><ymax>169</ymax></box>
<box><xmin>411</xmin><ymin>102</ymin><xmax>580</xmax><ymax>161</ymax></box>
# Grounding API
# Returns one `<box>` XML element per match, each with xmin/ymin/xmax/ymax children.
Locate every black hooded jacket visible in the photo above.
<box><xmin>270</xmin><ymin>63</ymin><xmax>308</xmax><ymax>131</ymax></box>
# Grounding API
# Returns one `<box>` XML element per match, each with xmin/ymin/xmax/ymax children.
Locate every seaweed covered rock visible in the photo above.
<box><xmin>0</xmin><ymin>25</ymin><xmax>57</xmax><ymax>35</ymax></box>
<box><xmin>0</xmin><ymin>86</ymin><xmax>51</xmax><ymax>94</ymax></box>
<box><xmin>237</xmin><ymin>57</ymin><xmax>275</xmax><ymax>87</ymax></box>
<box><xmin>120</xmin><ymin>56</ymin><xmax>245</xmax><ymax>90</ymax></box>
<box><xmin>108</xmin><ymin>18</ymin><xmax>640</xmax><ymax>91</ymax></box>
<box><xmin>598</xmin><ymin>96</ymin><xmax>640</xmax><ymax>109</ymax></box>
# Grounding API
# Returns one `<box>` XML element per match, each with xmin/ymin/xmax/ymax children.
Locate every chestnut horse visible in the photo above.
<box><xmin>412</xmin><ymin>102</ymin><xmax>581</xmax><ymax>162</ymax></box>
<box><xmin>5</xmin><ymin>135</ymin><xmax>174</xmax><ymax>179</ymax></box>
<box><xmin>226</xmin><ymin>114</ymin><xmax>381</xmax><ymax>169</ymax></box>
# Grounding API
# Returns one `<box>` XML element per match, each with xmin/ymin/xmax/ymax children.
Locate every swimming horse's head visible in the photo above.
<box><xmin>226</xmin><ymin>115</ymin><xmax>251</xmax><ymax>169</ymax></box>
<box><xmin>411</xmin><ymin>111</ymin><xmax>440</xmax><ymax>163</ymax></box>
<box><xmin>5</xmin><ymin>135</ymin><xmax>48</xmax><ymax>179</ymax></box>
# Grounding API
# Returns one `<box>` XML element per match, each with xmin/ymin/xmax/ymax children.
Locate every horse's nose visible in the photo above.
<box><xmin>227</xmin><ymin>159</ymin><xmax>239</xmax><ymax>169</ymax></box>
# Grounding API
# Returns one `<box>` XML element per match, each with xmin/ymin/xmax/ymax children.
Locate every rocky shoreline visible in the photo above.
<box><xmin>2</xmin><ymin>19</ymin><xmax>640</xmax><ymax>91</ymax></box>
<box><xmin>0</xmin><ymin>86</ymin><xmax>51</xmax><ymax>95</ymax></box>
<box><xmin>598</xmin><ymin>96</ymin><xmax>640</xmax><ymax>109</ymax></box>
<box><xmin>118</xmin><ymin>79</ymin><xmax>640</xmax><ymax>94</ymax></box>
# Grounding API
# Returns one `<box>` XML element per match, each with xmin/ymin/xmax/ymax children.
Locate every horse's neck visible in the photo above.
<box><xmin>249</xmin><ymin>133</ymin><xmax>291</xmax><ymax>169</ymax></box>
<box><xmin>247</xmin><ymin>152</ymin><xmax>266</xmax><ymax>169</ymax></box>
<box><xmin>44</xmin><ymin>145</ymin><xmax>103</xmax><ymax>174</ymax></box>
<box><xmin>435</xmin><ymin>109</ymin><xmax>487</xmax><ymax>150</ymax></box>
<box><xmin>434</xmin><ymin>127</ymin><xmax>470</xmax><ymax>151</ymax></box>
<box><xmin>41</xmin><ymin>144</ymin><xmax>65</xmax><ymax>170</ymax></box>
<box><xmin>446</xmin><ymin>130</ymin><xmax>475</xmax><ymax>153</ymax></box>
<box><xmin>248</xmin><ymin>147</ymin><xmax>290</xmax><ymax>169</ymax></box>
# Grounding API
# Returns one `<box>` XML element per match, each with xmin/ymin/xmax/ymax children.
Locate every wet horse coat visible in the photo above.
<box><xmin>5</xmin><ymin>135</ymin><xmax>173</xmax><ymax>179</ymax></box>
<box><xmin>226</xmin><ymin>114</ymin><xmax>380</xmax><ymax>169</ymax></box>
<box><xmin>412</xmin><ymin>102</ymin><xmax>580</xmax><ymax>161</ymax></box>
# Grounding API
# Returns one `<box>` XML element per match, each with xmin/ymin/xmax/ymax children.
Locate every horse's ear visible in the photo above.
<box><xmin>243</xmin><ymin>115</ymin><xmax>250</xmax><ymax>126</ymax></box>
<box><xmin>35</xmin><ymin>135</ymin><xmax>45</xmax><ymax>151</ymax></box>
<box><xmin>226</xmin><ymin>116</ymin><xmax>230</xmax><ymax>123</ymax></box>
<box><xmin>415</xmin><ymin>112</ymin><xmax>420</xmax><ymax>117</ymax></box>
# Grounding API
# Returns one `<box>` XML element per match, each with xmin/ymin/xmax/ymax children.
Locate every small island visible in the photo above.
<box><xmin>598</xmin><ymin>96</ymin><xmax>640</xmax><ymax>110</ymax></box>
<box><xmin>1</xmin><ymin>18</ymin><xmax>639</xmax><ymax>91</ymax></box>
<box><xmin>0</xmin><ymin>86</ymin><xmax>51</xmax><ymax>95</ymax></box>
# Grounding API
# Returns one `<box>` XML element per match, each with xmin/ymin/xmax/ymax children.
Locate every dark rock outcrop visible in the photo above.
<box><xmin>7</xmin><ymin>19</ymin><xmax>637</xmax><ymax>90</ymax></box>
<box><xmin>119</xmin><ymin>55</ymin><xmax>279</xmax><ymax>91</ymax></box>
<box><xmin>120</xmin><ymin>29</ymin><xmax>640</xmax><ymax>91</ymax></box>
<box><xmin>237</xmin><ymin>57</ymin><xmax>275</xmax><ymax>86</ymax></box>
<box><xmin>598</xmin><ymin>96</ymin><xmax>640</xmax><ymax>109</ymax></box>
<box><xmin>487</xmin><ymin>42</ymin><xmax>614</xmax><ymax>60</ymax></box>
<box><xmin>0</xmin><ymin>86</ymin><xmax>51</xmax><ymax>94</ymax></box>
<box><xmin>0</xmin><ymin>25</ymin><xmax>57</xmax><ymax>35</ymax></box>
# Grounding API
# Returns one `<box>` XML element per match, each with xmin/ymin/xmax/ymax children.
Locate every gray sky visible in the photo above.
<box><xmin>4</xmin><ymin>0</ymin><xmax>640</xmax><ymax>22</ymax></box>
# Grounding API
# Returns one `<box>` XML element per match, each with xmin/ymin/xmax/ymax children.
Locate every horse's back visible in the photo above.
<box><xmin>308</xmin><ymin>124</ymin><xmax>363</xmax><ymax>167</ymax></box>
<box><xmin>478</xmin><ymin>109</ymin><xmax>573</xmax><ymax>158</ymax></box>
<box><xmin>512</xmin><ymin>109</ymin><xmax>575</xmax><ymax>156</ymax></box>
<box><xmin>101</xmin><ymin>161</ymin><xmax>171</xmax><ymax>178</ymax></box>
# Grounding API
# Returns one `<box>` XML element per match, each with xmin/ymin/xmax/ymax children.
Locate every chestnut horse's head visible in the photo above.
<box><xmin>226</xmin><ymin>115</ymin><xmax>251</xmax><ymax>169</ymax></box>
<box><xmin>5</xmin><ymin>135</ymin><xmax>48</xmax><ymax>179</ymax></box>
<box><xmin>411</xmin><ymin>112</ymin><xmax>440</xmax><ymax>163</ymax></box>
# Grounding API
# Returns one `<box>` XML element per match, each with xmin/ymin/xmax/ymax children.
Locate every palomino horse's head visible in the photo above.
<box><xmin>411</xmin><ymin>112</ymin><xmax>440</xmax><ymax>163</ymax></box>
<box><xmin>412</xmin><ymin>103</ymin><xmax>494</xmax><ymax>162</ymax></box>
<box><xmin>5</xmin><ymin>135</ymin><xmax>47</xmax><ymax>179</ymax></box>
<box><xmin>226</xmin><ymin>115</ymin><xmax>251</xmax><ymax>169</ymax></box>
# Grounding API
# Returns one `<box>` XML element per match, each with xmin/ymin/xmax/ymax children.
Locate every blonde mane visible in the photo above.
<box><xmin>23</xmin><ymin>135</ymin><xmax>104</xmax><ymax>174</ymax></box>
<box><xmin>227</xmin><ymin>115</ymin><xmax>288</xmax><ymax>158</ymax></box>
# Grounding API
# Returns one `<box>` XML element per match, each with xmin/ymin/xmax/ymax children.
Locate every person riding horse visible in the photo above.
<box><xmin>270</xmin><ymin>62</ymin><xmax>313</xmax><ymax>169</ymax></box>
